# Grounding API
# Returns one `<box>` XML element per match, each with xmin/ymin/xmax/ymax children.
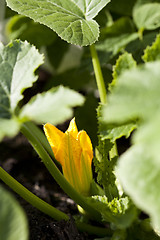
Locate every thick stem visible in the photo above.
<box><xmin>26</xmin><ymin>122</ymin><xmax>56</xmax><ymax>162</ymax></box>
<box><xmin>21</xmin><ymin>122</ymin><xmax>101</xmax><ymax>221</ymax></box>
<box><xmin>90</xmin><ymin>44</ymin><xmax>107</xmax><ymax>104</ymax></box>
<box><xmin>0</xmin><ymin>167</ymin><xmax>112</xmax><ymax>237</ymax></box>
<box><xmin>0</xmin><ymin>166</ymin><xmax>68</xmax><ymax>221</ymax></box>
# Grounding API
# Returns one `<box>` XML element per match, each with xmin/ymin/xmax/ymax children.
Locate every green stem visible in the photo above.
<box><xmin>90</xmin><ymin>44</ymin><xmax>107</xmax><ymax>104</ymax></box>
<box><xmin>26</xmin><ymin>122</ymin><xmax>56</xmax><ymax>162</ymax></box>
<box><xmin>0</xmin><ymin>167</ymin><xmax>112</xmax><ymax>237</ymax></box>
<box><xmin>21</xmin><ymin>122</ymin><xmax>101</xmax><ymax>221</ymax></box>
<box><xmin>0</xmin><ymin>166</ymin><xmax>68</xmax><ymax>221</ymax></box>
<box><xmin>90</xmin><ymin>44</ymin><xmax>118</xmax><ymax>155</ymax></box>
<box><xmin>90</xmin><ymin>44</ymin><xmax>119</xmax><ymax>199</ymax></box>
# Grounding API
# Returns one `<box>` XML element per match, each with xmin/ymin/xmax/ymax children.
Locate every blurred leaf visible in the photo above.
<box><xmin>99</xmin><ymin>53</ymin><xmax>137</xmax><ymax>143</ymax></box>
<box><xmin>6</xmin><ymin>0</ymin><xmax>110</xmax><ymax>46</ymax></box>
<box><xmin>100</xmin><ymin>17</ymin><xmax>136</xmax><ymax>40</ymax></box>
<box><xmin>133</xmin><ymin>2</ymin><xmax>160</xmax><ymax>30</ymax></box>
<box><xmin>6</xmin><ymin>15</ymin><xmax>56</xmax><ymax>48</ymax></box>
<box><xmin>100</xmin><ymin>57</ymin><xmax>160</xmax><ymax>233</ymax></box>
<box><xmin>0</xmin><ymin>119</ymin><xmax>20</xmax><ymax>141</ymax></box>
<box><xmin>96</xmin><ymin>33</ymin><xmax>138</xmax><ymax>60</ymax></box>
<box><xmin>20</xmin><ymin>86</ymin><xmax>85</xmax><ymax>125</ymax></box>
<box><xmin>0</xmin><ymin>185</ymin><xmax>28</xmax><ymax>240</ymax></box>
<box><xmin>116</xmin><ymin>115</ymin><xmax>160</xmax><ymax>232</ymax></box>
<box><xmin>96</xmin><ymin>17</ymin><xmax>138</xmax><ymax>61</ymax></box>
<box><xmin>126</xmin><ymin>32</ymin><xmax>158</xmax><ymax>63</ymax></box>
<box><xmin>102</xmin><ymin>61</ymin><xmax>160</xmax><ymax>124</ymax></box>
<box><xmin>95</xmin><ymin>8</ymin><xmax>113</xmax><ymax>29</ymax></box>
<box><xmin>143</xmin><ymin>34</ymin><xmax>160</xmax><ymax>62</ymax></box>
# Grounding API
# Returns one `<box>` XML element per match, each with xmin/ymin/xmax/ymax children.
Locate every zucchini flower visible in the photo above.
<box><xmin>44</xmin><ymin>118</ymin><xmax>93</xmax><ymax>196</ymax></box>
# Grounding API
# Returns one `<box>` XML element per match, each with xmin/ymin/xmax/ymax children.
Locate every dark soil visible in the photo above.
<box><xmin>0</xmin><ymin>133</ymin><xmax>94</xmax><ymax>240</ymax></box>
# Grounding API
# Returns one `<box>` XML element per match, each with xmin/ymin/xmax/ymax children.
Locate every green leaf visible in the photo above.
<box><xmin>6</xmin><ymin>15</ymin><xmax>56</xmax><ymax>48</ymax></box>
<box><xmin>101</xmin><ymin>57</ymin><xmax>160</xmax><ymax>232</ymax></box>
<box><xmin>99</xmin><ymin>52</ymin><xmax>137</xmax><ymax>143</ymax></box>
<box><xmin>96</xmin><ymin>33</ymin><xmax>138</xmax><ymax>58</ymax></box>
<box><xmin>110</xmin><ymin>52</ymin><xmax>137</xmax><ymax>91</ymax></box>
<box><xmin>0</xmin><ymin>40</ymin><xmax>44</xmax><ymax>114</ymax></box>
<box><xmin>0</xmin><ymin>40</ymin><xmax>43</xmax><ymax>140</ymax></box>
<box><xmin>100</xmin><ymin>17</ymin><xmax>136</xmax><ymax>40</ymax></box>
<box><xmin>100</xmin><ymin>123</ymin><xmax>137</xmax><ymax>143</ymax></box>
<box><xmin>133</xmin><ymin>2</ymin><xmax>160</xmax><ymax>30</ymax></box>
<box><xmin>20</xmin><ymin>86</ymin><xmax>85</xmax><ymax>125</ymax></box>
<box><xmin>0</xmin><ymin>185</ymin><xmax>28</xmax><ymax>240</ymax></box>
<box><xmin>89</xmin><ymin>195</ymin><xmax>137</xmax><ymax>229</ymax></box>
<box><xmin>6</xmin><ymin>0</ymin><xmax>110</xmax><ymax>46</ymax></box>
<box><xmin>116</xmin><ymin>115</ymin><xmax>160</xmax><ymax>232</ymax></box>
<box><xmin>126</xmin><ymin>32</ymin><xmax>158</xmax><ymax>63</ymax></box>
<box><xmin>94</xmin><ymin>138</ymin><xmax>117</xmax><ymax>200</ymax></box>
<box><xmin>102</xmin><ymin>61</ymin><xmax>160</xmax><ymax>124</ymax></box>
<box><xmin>143</xmin><ymin>34</ymin><xmax>160</xmax><ymax>62</ymax></box>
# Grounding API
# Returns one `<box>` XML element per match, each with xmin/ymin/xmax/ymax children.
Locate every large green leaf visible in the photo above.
<box><xmin>6</xmin><ymin>0</ymin><xmax>110</xmax><ymax>46</ymax></box>
<box><xmin>101</xmin><ymin>59</ymin><xmax>160</xmax><ymax>233</ymax></box>
<box><xmin>20</xmin><ymin>86</ymin><xmax>85</xmax><ymax>125</ymax></box>
<box><xmin>0</xmin><ymin>185</ymin><xmax>28</xmax><ymax>240</ymax></box>
<box><xmin>0</xmin><ymin>40</ymin><xmax>43</xmax><ymax>140</ymax></box>
<box><xmin>102</xmin><ymin>61</ymin><xmax>160</xmax><ymax>124</ymax></box>
<box><xmin>0</xmin><ymin>40</ymin><xmax>43</xmax><ymax>115</ymax></box>
<box><xmin>100</xmin><ymin>53</ymin><xmax>137</xmax><ymax>142</ymax></box>
<box><xmin>116</xmin><ymin>115</ymin><xmax>160</xmax><ymax>232</ymax></box>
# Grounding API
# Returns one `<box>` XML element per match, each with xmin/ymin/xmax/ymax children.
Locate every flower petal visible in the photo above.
<box><xmin>43</xmin><ymin>123</ymin><xmax>64</xmax><ymax>157</ymax></box>
<box><xmin>77</xmin><ymin>130</ymin><xmax>93</xmax><ymax>162</ymax></box>
<box><xmin>66</xmin><ymin>118</ymin><xmax>78</xmax><ymax>139</ymax></box>
<box><xmin>56</xmin><ymin>132</ymin><xmax>82</xmax><ymax>192</ymax></box>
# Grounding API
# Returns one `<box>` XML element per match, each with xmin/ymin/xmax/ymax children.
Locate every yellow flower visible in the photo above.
<box><xmin>44</xmin><ymin>118</ymin><xmax>93</xmax><ymax>196</ymax></box>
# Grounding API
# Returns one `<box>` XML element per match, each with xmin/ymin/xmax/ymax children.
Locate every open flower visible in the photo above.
<box><xmin>44</xmin><ymin>118</ymin><xmax>93</xmax><ymax>196</ymax></box>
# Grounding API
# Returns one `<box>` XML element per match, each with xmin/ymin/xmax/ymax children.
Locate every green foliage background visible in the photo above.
<box><xmin>1</xmin><ymin>0</ymin><xmax>160</xmax><ymax>239</ymax></box>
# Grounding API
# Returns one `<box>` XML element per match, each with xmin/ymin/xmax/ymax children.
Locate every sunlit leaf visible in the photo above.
<box><xmin>133</xmin><ymin>2</ymin><xmax>160</xmax><ymax>30</ymax></box>
<box><xmin>20</xmin><ymin>86</ymin><xmax>85</xmax><ymax>125</ymax></box>
<box><xmin>102</xmin><ymin>61</ymin><xmax>160</xmax><ymax>123</ymax></box>
<box><xmin>6</xmin><ymin>0</ymin><xmax>110</xmax><ymax>46</ymax></box>
<box><xmin>0</xmin><ymin>40</ymin><xmax>43</xmax><ymax>114</ymax></box>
